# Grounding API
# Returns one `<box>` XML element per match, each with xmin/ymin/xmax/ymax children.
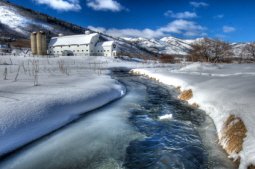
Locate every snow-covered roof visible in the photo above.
<box><xmin>96</xmin><ymin>41</ymin><xmax>115</xmax><ymax>47</ymax></box>
<box><xmin>49</xmin><ymin>33</ymin><xmax>99</xmax><ymax>47</ymax></box>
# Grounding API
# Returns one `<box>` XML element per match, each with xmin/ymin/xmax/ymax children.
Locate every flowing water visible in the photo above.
<box><xmin>0</xmin><ymin>69</ymin><xmax>235</xmax><ymax>169</ymax></box>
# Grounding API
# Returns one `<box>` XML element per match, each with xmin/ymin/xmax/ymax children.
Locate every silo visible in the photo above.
<box><xmin>41</xmin><ymin>31</ymin><xmax>47</xmax><ymax>55</ymax></box>
<box><xmin>30</xmin><ymin>32</ymin><xmax>37</xmax><ymax>55</ymax></box>
<box><xmin>36</xmin><ymin>31</ymin><xmax>43</xmax><ymax>55</ymax></box>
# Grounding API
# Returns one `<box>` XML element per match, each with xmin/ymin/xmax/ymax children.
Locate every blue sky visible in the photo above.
<box><xmin>8</xmin><ymin>0</ymin><xmax>255</xmax><ymax>42</ymax></box>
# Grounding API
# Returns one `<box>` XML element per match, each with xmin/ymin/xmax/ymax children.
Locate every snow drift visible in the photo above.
<box><xmin>0</xmin><ymin>56</ymin><xmax>125</xmax><ymax>156</ymax></box>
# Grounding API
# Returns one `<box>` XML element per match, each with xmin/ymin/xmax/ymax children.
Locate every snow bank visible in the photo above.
<box><xmin>0</xmin><ymin>56</ymin><xmax>125</xmax><ymax>156</ymax></box>
<box><xmin>131</xmin><ymin>63</ymin><xmax>255</xmax><ymax>169</ymax></box>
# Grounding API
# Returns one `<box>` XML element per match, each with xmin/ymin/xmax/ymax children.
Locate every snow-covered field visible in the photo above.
<box><xmin>1</xmin><ymin>55</ymin><xmax>254</xmax><ymax>168</ymax></box>
<box><xmin>0</xmin><ymin>56</ymin><xmax>130</xmax><ymax>156</ymax></box>
<box><xmin>132</xmin><ymin>63</ymin><xmax>255</xmax><ymax>169</ymax></box>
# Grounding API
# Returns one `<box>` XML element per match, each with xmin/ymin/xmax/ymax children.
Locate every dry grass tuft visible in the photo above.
<box><xmin>179</xmin><ymin>89</ymin><xmax>193</xmax><ymax>101</ymax></box>
<box><xmin>220</xmin><ymin>115</ymin><xmax>247</xmax><ymax>157</ymax></box>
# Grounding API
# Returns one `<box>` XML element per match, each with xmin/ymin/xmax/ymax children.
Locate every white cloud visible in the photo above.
<box><xmin>190</xmin><ymin>1</ymin><xmax>209</xmax><ymax>8</ymax></box>
<box><xmin>88</xmin><ymin>26</ymin><xmax>165</xmax><ymax>38</ymax></box>
<box><xmin>158</xmin><ymin>19</ymin><xmax>206</xmax><ymax>36</ymax></box>
<box><xmin>33</xmin><ymin>0</ymin><xmax>81</xmax><ymax>11</ymax></box>
<box><xmin>164</xmin><ymin>10</ymin><xmax>197</xmax><ymax>19</ymax></box>
<box><xmin>86</xmin><ymin>0</ymin><xmax>124</xmax><ymax>12</ymax></box>
<box><xmin>89</xmin><ymin>19</ymin><xmax>206</xmax><ymax>39</ymax></box>
<box><xmin>223</xmin><ymin>26</ymin><xmax>236</xmax><ymax>33</ymax></box>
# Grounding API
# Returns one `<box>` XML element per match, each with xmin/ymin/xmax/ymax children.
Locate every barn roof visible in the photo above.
<box><xmin>96</xmin><ymin>41</ymin><xmax>115</xmax><ymax>47</ymax></box>
<box><xmin>49</xmin><ymin>33</ymin><xmax>99</xmax><ymax>47</ymax></box>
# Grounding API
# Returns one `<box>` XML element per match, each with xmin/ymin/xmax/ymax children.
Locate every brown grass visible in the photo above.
<box><xmin>176</xmin><ymin>86</ymin><xmax>181</xmax><ymax>92</ymax></box>
<box><xmin>179</xmin><ymin>89</ymin><xmax>193</xmax><ymax>101</ymax></box>
<box><xmin>220</xmin><ymin>115</ymin><xmax>247</xmax><ymax>157</ymax></box>
<box><xmin>191</xmin><ymin>103</ymin><xmax>199</xmax><ymax>108</ymax></box>
<box><xmin>159</xmin><ymin>54</ymin><xmax>175</xmax><ymax>63</ymax></box>
<box><xmin>248</xmin><ymin>165</ymin><xmax>255</xmax><ymax>169</ymax></box>
<box><xmin>10</xmin><ymin>39</ymin><xmax>30</xmax><ymax>48</ymax></box>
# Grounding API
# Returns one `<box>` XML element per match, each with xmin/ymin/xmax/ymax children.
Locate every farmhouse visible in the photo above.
<box><xmin>48</xmin><ymin>32</ymin><xmax>118</xmax><ymax>57</ymax></box>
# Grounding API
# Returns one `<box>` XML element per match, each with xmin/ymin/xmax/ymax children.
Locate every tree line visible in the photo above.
<box><xmin>187</xmin><ymin>38</ymin><xmax>255</xmax><ymax>63</ymax></box>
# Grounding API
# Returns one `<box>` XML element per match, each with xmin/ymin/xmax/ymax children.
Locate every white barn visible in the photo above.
<box><xmin>96</xmin><ymin>41</ymin><xmax>117</xmax><ymax>57</ymax></box>
<box><xmin>48</xmin><ymin>32</ymin><xmax>118</xmax><ymax>57</ymax></box>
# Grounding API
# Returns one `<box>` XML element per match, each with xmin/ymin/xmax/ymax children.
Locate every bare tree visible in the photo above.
<box><xmin>209</xmin><ymin>39</ymin><xmax>233</xmax><ymax>62</ymax></box>
<box><xmin>188</xmin><ymin>38</ymin><xmax>211</xmax><ymax>62</ymax></box>
<box><xmin>188</xmin><ymin>38</ymin><xmax>233</xmax><ymax>63</ymax></box>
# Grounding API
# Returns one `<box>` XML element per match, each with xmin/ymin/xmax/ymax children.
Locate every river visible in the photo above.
<box><xmin>0</xmin><ymin>69</ymin><xmax>235</xmax><ymax>169</ymax></box>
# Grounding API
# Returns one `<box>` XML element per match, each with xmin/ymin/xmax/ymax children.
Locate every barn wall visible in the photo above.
<box><xmin>48</xmin><ymin>34</ymin><xmax>118</xmax><ymax>57</ymax></box>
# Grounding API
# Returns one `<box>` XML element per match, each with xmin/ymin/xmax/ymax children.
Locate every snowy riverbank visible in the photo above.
<box><xmin>0</xmin><ymin>56</ymin><xmax>125</xmax><ymax>156</ymax></box>
<box><xmin>1</xmin><ymin>55</ymin><xmax>254</xmax><ymax>168</ymax></box>
<box><xmin>131</xmin><ymin>63</ymin><xmax>255</xmax><ymax>169</ymax></box>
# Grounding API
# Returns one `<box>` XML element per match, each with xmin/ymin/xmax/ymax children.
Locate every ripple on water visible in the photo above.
<box><xmin>124</xmin><ymin>81</ymin><xmax>209</xmax><ymax>169</ymax></box>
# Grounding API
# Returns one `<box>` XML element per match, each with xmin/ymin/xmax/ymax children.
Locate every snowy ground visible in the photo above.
<box><xmin>0</xmin><ymin>55</ymin><xmax>172</xmax><ymax>156</ymax></box>
<box><xmin>132</xmin><ymin>63</ymin><xmax>255</xmax><ymax>169</ymax></box>
<box><xmin>1</xmin><ymin>55</ymin><xmax>254</xmax><ymax>168</ymax></box>
<box><xmin>0</xmin><ymin>56</ymin><xmax>132</xmax><ymax>156</ymax></box>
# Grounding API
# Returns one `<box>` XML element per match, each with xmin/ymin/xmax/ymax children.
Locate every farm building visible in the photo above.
<box><xmin>48</xmin><ymin>32</ymin><xmax>118</xmax><ymax>57</ymax></box>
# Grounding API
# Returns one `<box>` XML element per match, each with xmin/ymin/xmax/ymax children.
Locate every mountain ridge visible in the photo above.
<box><xmin>0</xmin><ymin>0</ymin><xmax>251</xmax><ymax>58</ymax></box>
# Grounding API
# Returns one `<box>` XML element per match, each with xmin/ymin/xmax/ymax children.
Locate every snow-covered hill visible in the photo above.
<box><xmin>231</xmin><ymin>43</ymin><xmax>247</xmax><ymax>58</ymax></box>
<box><xmin>0</xmin><ymin>5</ymin><xmax>52</xmax><ymax>35</ymax></box>
<box><xmin>0</xmin><ymin>0</ymin><xmax>88</xmax><ymax>39</ymax></box>
<box><xmin>122</xmin><ymin>36</ymin><xmax>203</xmax><ymax>56</ymax></box>
<box><xmin>122</xmin><ymin>36</ymin><xmax>253</xmax><ymax>58</ymax></box>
